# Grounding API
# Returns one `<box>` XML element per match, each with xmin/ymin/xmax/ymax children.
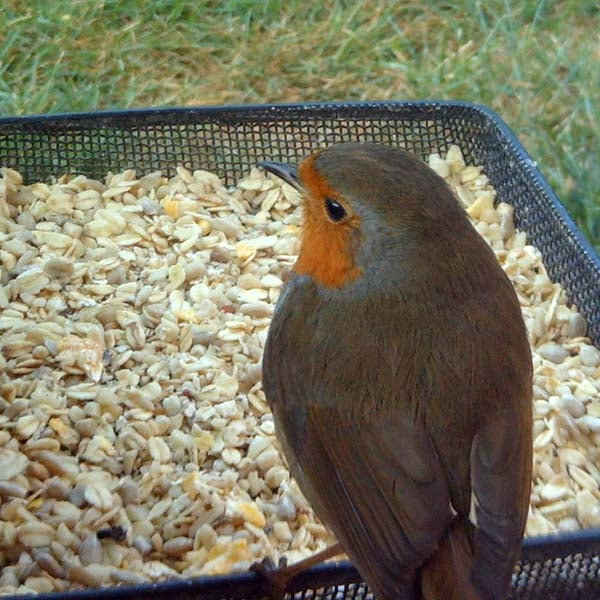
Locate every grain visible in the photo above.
<box><xmin>35</xmin><ymin>551</ymin><xmax>67</xmax><ymax>579</ymax></box>
<box><xmin>79</xmin><ymin>534</ymin><xmax>103</xmax><ymax>566</ymax></box>
<box><xmin>17</xmin><ymin>522</ymin><xmax>55</xmax><ymax>547</ymax></box>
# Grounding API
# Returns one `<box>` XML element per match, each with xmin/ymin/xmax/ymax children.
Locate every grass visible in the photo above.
<box><xmin>1</xmin><ymin>0</ymin><xmax>598</xmax><ymax>252</ymax></box>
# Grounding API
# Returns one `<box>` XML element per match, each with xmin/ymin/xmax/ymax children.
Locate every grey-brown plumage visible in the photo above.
<box><xmin>262</xmin><ymin>143</ymin><xmax>533</xmax><ymax>600</ymax></box>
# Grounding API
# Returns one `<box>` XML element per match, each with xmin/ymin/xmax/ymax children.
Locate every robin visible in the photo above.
<box><xmin>258</xmin><ymin>143</ymin><xmax>533</xmax><ymax>600</ymax></box>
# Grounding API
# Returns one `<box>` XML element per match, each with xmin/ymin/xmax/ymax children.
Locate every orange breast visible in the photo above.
<box><xmin>294</xmin><ymin>156</ymin><xmax>361</xmax><ymax>288</ymax></box>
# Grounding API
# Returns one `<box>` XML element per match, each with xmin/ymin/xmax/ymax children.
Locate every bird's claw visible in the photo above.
<box><xmin>250</xmin><ymin>556</ymin><xmax>289</xmax><ymax>600</ymax></box>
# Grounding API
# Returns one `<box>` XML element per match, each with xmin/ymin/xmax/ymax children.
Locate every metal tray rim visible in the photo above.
<box><xmin>9</xmin><ymin>527</ymin><xmax>600</xmax><ymax>600</ymax></box>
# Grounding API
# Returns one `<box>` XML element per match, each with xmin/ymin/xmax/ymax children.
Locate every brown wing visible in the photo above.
<box><xmin>464</xmin><ymin>271</ymin><xmax>533</xmax><ymax>599</ymax></box>
<box><xmin>469</xmin><ymin>394</ymin><xmax>532</xmax><ymax>598</ymax></box>
<box><xmin>302</xmin><ymin>405</ymin><xmax>456</xmax><ymax>600</ymax></box>
<box><xmin>266</xmin><ymin>362</ymin><xmax>456</xmax><ymax>599</ymax></box>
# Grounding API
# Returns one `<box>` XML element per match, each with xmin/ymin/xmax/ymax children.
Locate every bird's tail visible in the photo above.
<box><xmin>420</xmin><ymin>519</ymin><xmax>482</xmax><ymax>600</ymax></box>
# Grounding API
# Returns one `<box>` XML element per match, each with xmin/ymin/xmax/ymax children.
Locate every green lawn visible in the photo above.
<box><xmin>1</xmin><ymin>0</ymin><xmax>599</xmax><ymax>252</ymax></box>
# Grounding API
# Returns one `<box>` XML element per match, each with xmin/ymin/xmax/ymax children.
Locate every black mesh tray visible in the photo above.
<box><xmin>1</xmin><ymin>101</ymin><xmax>599</xmax><ymax>600</ymax></box>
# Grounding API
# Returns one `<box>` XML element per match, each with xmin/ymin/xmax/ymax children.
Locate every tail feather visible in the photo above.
<box><xmin>420</xmin><ymin>520</ymin><xmax>482</xmax><ymax>600</ymax></box>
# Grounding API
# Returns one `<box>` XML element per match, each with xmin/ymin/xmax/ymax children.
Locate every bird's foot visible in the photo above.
<box><xmin>250</xmin><ymin>556</ymin><xmax>290</xmax><ymax>600</ymax></box>
<box><xmin>250</xmin><ymin>544</ymin><xmax>344</xmax><ymax>600</ymax></box>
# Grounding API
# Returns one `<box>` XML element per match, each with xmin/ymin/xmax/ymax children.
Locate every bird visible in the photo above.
<box><xmin>258</xmin><ymin>142</ymin><xmax>533</xmax><ymax>600</ymax></box>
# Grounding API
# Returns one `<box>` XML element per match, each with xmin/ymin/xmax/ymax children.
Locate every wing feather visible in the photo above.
<box><xmin>274</xmin><ymin>398</ymin><xmax>455</xmax><ymax>599</ymax></box>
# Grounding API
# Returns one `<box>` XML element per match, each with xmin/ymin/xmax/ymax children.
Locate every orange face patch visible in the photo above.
<box><xmin>294</xmin><ymin>155</ymin><xmax>362</xmax><ymax>288</ymax></box>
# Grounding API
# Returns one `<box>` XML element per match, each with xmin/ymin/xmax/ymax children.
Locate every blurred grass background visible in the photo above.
<box><xmin>1</xmin><ymin>0</ymin><xmax>598</xmax><ymax>252</ymax></box>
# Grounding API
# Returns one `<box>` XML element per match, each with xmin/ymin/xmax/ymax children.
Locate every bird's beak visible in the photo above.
<box><xmin>259</xmin><ymin>161</ymin><xmax>304</xmax><ymax>193</ymax></box>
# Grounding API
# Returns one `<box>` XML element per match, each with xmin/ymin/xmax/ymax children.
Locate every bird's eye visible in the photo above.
<box><xmin>325</xmin><ymin>198</ymin><xmax>346</xmax><ymax>222</ymax></box>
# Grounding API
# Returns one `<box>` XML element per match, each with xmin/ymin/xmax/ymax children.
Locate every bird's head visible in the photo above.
<box><xmin>261</xmin><ymin>142</ymin><xmax>472</xmax><ymax>290</ymax></box>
